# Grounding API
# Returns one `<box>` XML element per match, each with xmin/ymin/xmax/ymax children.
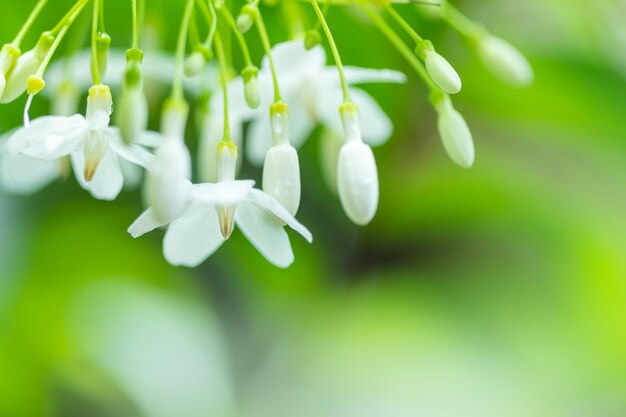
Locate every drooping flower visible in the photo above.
<box><xmin>207</xmin><ymin>40</ymin><xmax>406</xmax><ymax>166</ymax></box>
<box><xmin>6</xmin><ymin>84</ymin><xmax>154</xmax><ymax>200</ymax></box>
<box><xmin>129</xmin><ymin>141</ymin><xmax>312</xmax><ymax>268</ymax></box>
<box><xmin>432</xmin><ymin>92</ymin><xmax>475</xmax><ymax>168</ymax></box>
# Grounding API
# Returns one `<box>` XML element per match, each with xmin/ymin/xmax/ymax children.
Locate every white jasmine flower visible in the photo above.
<box><xmin>262</xmin><ymin>103</ymin><xmax>301</xmax><ymax>216</ymax></box>
<box><xmin>210</xmin><ymin>40</ymin><xmax>406</xmax><ymax>165</ymax></box>
<box><xmin>433</xmin><ymin>93</ymin><xmax>474</xmax><ymax>168</ymax></box>
<box><xmin>476</xmin><ymin>35</ymin><xmax>534</xmax><ymax>87</ymax></box>
<box><xmin>6</xmin><ymin>84</ymin><xmax>154</xmax><ymax>200</ymax></box>
<box><xmin>337</xmin><ymin>103</ymin><xmax>379</xmax><ymax>226</ymax></box>
<box><xmin>129</xmin><ymin>142</ymin><xmax>312</xmax><ymax>268</ymax></box>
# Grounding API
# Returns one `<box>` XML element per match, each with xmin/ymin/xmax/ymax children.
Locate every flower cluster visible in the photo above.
<box><xmin>0</xmin><ymin>0</ymin><xmax>532</xmax><ymax>268</ymax></box>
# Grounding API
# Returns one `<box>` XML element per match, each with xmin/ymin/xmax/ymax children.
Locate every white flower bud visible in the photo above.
<box><xmin>160</xmin><ymin>99</ymin><xmax>189</xmax><ymax>140</ymax></box>
<box><xmin>433</xmin><ymin>94</ymin><xmax>474</xmax><ymax>168</ymax></box>
<box><xmin>116</xmin><ymin>89</ymin><xmax>148</xmax><ymax>144</ymax></box>
<box><xmin>0</xmin><ymin>44</ymin><xmax>20</xmax><ymax>98</ymax></box>
<box><xmin>236</xmin><ymin>5</ymin><xmax>257</xmax><ymax>33</ymax></box>
<box><xmin>184</xmin><ymin>51</ymin><xmax>207</xmax><ymax>77</ymax></box>
<box><xmin>86</xmin><ymin>84</ymin><xmax>113</xmax><ymax>128</ymax></box>
<box><xmin>476</xmin><ymin>35</ymin><xmax>533</xmax><ymax>87</ymax></box>
<box><xmin>241</xmin><ymin>66</ymin><xmax>260</xmax><ymax>109</ymax></box>
<box><xmin>262</xmin><ymin>103</ymin><xmax>300</xmax><ymax>215</ymax></box>
<box><xmin>145</xmin><ymin>139</ymin><xmax>192</xmax><ymax>223</ymax></box>
<box><xmin>424</xmin><ymin>50</ymin><xmax>461</xmax><ymax>94</ymax></box>
<box><xmin>337</xmin><ymin>103</ymin><xmax>379</xmax><ymax>226</ymax></box>
<box><xmin>1</xmin><ymin>33</ymin><xmax>52</xmax><ymax>103</ymax></box>
<box><xmin>216</xmin><ymin>141</ymin><xmax>239</xmax><ymax>238</ymax></box>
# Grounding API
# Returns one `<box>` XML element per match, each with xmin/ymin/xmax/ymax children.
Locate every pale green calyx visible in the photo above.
<box><xmin>242</xmin><ymin>65</ymin><xmax>260</xmax><ymax>109</ymax></box>
<box><xmin>237</xmin><ymin>5</ymin><xmax>258</xmax><ymax>34</ymax></box>
<box><xmin>417</xmin><ymin>40</ymin><xmax>461</xmax><ymax>94</ymax></box>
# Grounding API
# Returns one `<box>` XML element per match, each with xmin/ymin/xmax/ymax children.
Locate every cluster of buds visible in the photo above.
<box><xmin>0</xmin><ymin>0</ymin><xmax>533</xmax><ymax>268</ymax></box>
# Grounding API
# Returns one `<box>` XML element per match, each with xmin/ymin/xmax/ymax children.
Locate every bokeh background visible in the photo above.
<box><xmin>1</xmin><ymin>0</ymin><xmax>626</xmax><ymax>416</ymax></box>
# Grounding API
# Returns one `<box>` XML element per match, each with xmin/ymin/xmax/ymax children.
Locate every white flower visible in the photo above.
<box><xmin>6</xmin><ymin>84</ymin><xmax>154</xmax><ymax>200</ymax></box>
<box><xmin>337</xmin><ymin>103</ymin><xmax>379</xmax><ymax>226</ymax></box>
<box><xmin>476</xmin><ymin>35</ymin><xmax>534</xmax><ymax>87</ymax></box>
<box><xmin>129</xmin><ymin>142</ymin><xmax>312</xmax><ymax>268</ymax></box>
<box><xmin>209</xmin><ymin>40</ymin><xmax>406</xmax><ymax>166</ymax></box>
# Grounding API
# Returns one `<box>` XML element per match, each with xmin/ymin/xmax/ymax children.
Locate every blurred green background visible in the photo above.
<box><xmin>1</xmin><ymin>0</ymin><xmax>626</xmax><ymax>416</ymax></box>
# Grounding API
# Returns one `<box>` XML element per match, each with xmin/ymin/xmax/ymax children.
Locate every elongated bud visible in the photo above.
<box><xmin>304</xmin><ymin>30</ymin><xmax>322</xmax><ymax>51</ymax></box>
<box><xmin>432</xmin><ymin>92</ymin><xmax>474</xmax><ymax>168</ymax></box>
<box><xmin>337</xmin><ymin>103</ymin><xmax>379</xmax><ymax>226</ymax></box>
<box><xmin>263</xmin><ymin>103</ymin><xmax>301</xmax><ymax>216</ymax></box>
<box><xmin>117</xmin><ymin>49</ymin><xmax>148</xmax><ymax>144</ymax></box>
<box><xmin>237</xmin><ymin>5</ymin><xmax>257</xmax><ymax>33</ymax></box>
<box><xmin>475</xmin><ymin>35</ymin><xmax>533</xmax><ymax>87</ymax></box>
<box><xmin>417</xmin><ymin>41</ymin><xmax>461</xmax><ymax>94</ymax></box>
<box><xmin>1</xmin><ymin>32</ymin><xmax>53</xmax><ymax>103</ymax></box>
<box><xmin>241</xmin><ymin>66</ymin><xmax>260</xmax><ymax>109</ymax></box>
<box><xmin>184</xmin><ymin>45</ymin><xmax>212</xmax><ymax>77</ymax></box>
<box><xmin>96</xmin><ymin>32</ymin><xmax>112</xmax><ymax>78</ymax></box>
<box><xmin>0</xmin><ymin>44</ymin><xmax>21</xmax><ymax>98</ymax></box>
<box><xmin>146</xmin><ymin>139</ymin><xmax>192</xmax><ymax>223</ymax></box>
<box><xmin>216</xmin><ymin>141</ymin><xmax>238</xmax><ymax>239</ymax></box>
<box><xmin>161</xmin><ymin>98</ymin><xmax>189</xmax><ymax>140</ymax></box>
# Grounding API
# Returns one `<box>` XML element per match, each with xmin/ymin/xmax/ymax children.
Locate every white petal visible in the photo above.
<box><xmin>107</xmin><ymin>130</ymin><xmax>154</xmax><ymax>169</ymax></box>
<box><xmin>128</xmin><ymin>207</ymin><xmax>169</xmax><ymax>238</ymax></box>
<box><xmin>190</xmin><ymin>180</ymin><xmax>255</xmax><ymax>206</ymax></box>
<box><xmin>235</xmin><ymin>201</ymin><xmax>294</xmax><ymax>268</ymax></box>
<box><xmin>337</xmin><ymin>141</ymin><xmax>379</xmax><ymax>225</ymax></box>
<box><xmin>7</xmin><ymin>115</ymin><xmax>87</xmax><ymax>159</ymax></box>
<box><xmin>245</xmin><ymin>188</ymin><xmax>312</xmax><ymax>243</ymax></box>
<box><xmin>263</xmin><ymin>40</ymin><xmax>326</xmax><ymax>75</ymax></box>
<box><xmin>163</xmin><ymin>203</ymin><xmax>225</xmax><ymax>267</ymax></box>
<box><xmin>287</xmin><ymin>98</ymin><xmax>316</xmax><ymax>149</ymax></box>
<box><xmin>262</xmin><ymin>144</ymin><xmax>301</xmax><ymax>216</ymax></box>
<box><xmin>343</xmin><ymin>66</ymin><xmax>407</xmax><ymax>85</ymax></box>
<box><xmin>71</xmin><ymin>148</ymin><xmax>124</xmax><ymax>200</ymax></box>
<box><xmin>134</xmin><ymin>130</ymin><xmax>165</xmax><ymax>148</ymax></box>
<box><xmin>0</xmin><ymin>152</ymin><xmax>62</xmax><ymax>194</ymax></box>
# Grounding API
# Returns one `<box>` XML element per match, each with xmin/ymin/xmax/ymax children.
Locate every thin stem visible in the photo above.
<box><xmin>51</xmin><ymin>0</ymin><xmax>88</xmax><ymax>35</ymax></box>
<box><xmin>138</xmin><ymin>0</ymin><xmax>146</xmax><ymax>45</ymax></box>
<box><xmin>12</xmin><ymin>0</ymin><xmax>48</xmax><ymax>46</ymax></box>
<box><xmin>361</xmin><ymin>5</ymin><xmax>437</xmax><ymax>91</ymax></box>
<box><xmin>98</xmin><ymin>0</ymin><xmax>106</xmax><ymax>32</ymax></box>
<box><xmin>202</xmin><ymin>0</ymin><xmax>218</xmax><ymax>50</ymax></box>
<box><xmin>91</xmin><ymin>0</ymin><xmax>102</xmax><ymax>84</ymax></box>
<box><xmin>309</xmin><ymin>0</ymin><xmax>350</xmax><ymax>103</ymax></box>
<box><xmin>439</xmin><ymin>3</ymin><xmax>482</xmax><ymax>40</ymax></box>
<box><xmin>131</xmin><ymin>0</ymin><xmax>139</xmax><ymax>48</ymax></box>
<box><xmin>171</xmin><ymin>0</ymin><xmax>196</xmax><ymax>100</ymax></box>
<box><xmin>385</xmin><ymin>4</ymin><xmax>423</xmax><ymax>45</ymax></box>
<box><xmin>189</xmin><ymin>9</ymin><xmax>201</xmax><ymax>47</ymax></box>
<box><xmin>255</xmin><ymin>9</ymin><xmax>282</xmax><ymax>102</ymax></box>
<box><xmin>219</xmin><ymin>5</ymin><xmax>252</xmax><ymax>67</ymax></box>
<box><xmin>214</xmin><ymin>31</ymin><xmax>230</xmax><ymax>141</ymax></box>
<box><xmin>311</xmin><ymin>0</ymin><xmax>331</xmax><ymax>32</ymax></box>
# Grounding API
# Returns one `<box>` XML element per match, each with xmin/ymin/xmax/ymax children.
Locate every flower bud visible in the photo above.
<box><xmin>432</xmin><ymin>93</ymin><xmax>474</xmax><ymax>168</ymax></box>
<box><xmin>122</xmin><ymin>56</ymin><xmax>144</xmax><ymax>92</ymax></box>
<box><xmin>86</xmin><ymin>84</ymin><xmax>113</xmax><ymax>129</ymax></box>
<box><xmin>417</xmin><ymin>41</ymin><xmax>461</xmax><ymax>94</ymax></box>
<box><xmin>237</xmin><ymin>5</ymin><xmax>257</xmax><ymax>33</ymax></box>
<box><xmin>1</xmin><ymin>32</ymin><xmax>53</xmax><ymax>103</ymax></box>
<box><xmin>96</xmin><ymin>32</ymin><xmax>112</xmax><ymax>78</ymax></box>
<box><xmin>184</xmin><ymin>51</ymin><xmax>207</xmax><ymax>77</ymax></box>
<box><xmin>241</xmin><ymin>66</ymin><xmax>260</xmax><ymax>109</ymax></box>
<box><xmin>116</xmin><ymin>89</ymin><xmax>148</xmax><ymax>144</ymax></box>
<box><xmin>476</xmin><ymin>35</ymin><xmax>533</xmax><ymax>87</ymax></box>
<box><xmin>337</xmin><ymin>103</ymin><xmax>379</xmax><ymax>226</ymax></box>
<box><xmin>161</xmin><ymin>98</ymin><xmax>189</xmax><ymax>140</ymax></box>
<box><xmin>216</xmin><ymin>141</ymin><xmax>239</xmax><ymax>239</ymax></box>
<box><xmin>262</xmin><ymin>102</ymin><xmax>300</xmax><ymax>216</ymax></box>
<box><xmin>145</xmin><ymin>139</ymin><xmax>192</xmax><ymax>223</ymax></box>
<box><xmin>0</xmin><ymin>44</ymin><xmax>21</xmax><ymax>98</ymax></box>
<box><xmin>304</xmin><ymin>30</ymin><xmax>322</xmax><ymax>51</ymax></box>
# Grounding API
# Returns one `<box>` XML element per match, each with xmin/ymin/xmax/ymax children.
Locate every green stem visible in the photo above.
<box><xmin>98</xmin><ymin>0</ymin><xmax>106</xmax><ymax>32</ymax></box>
<box><xmin>439</xmin><ymin>3</ymin><xmax>483</xmax><ymax>40</ymax></box>
<box><xmin>361</xmin><ymin>5</ymin><xmax>437</xmax><ymax>91</ymax></box>
<box><xmin>51</xmin><ymin>0</ymin><xmax>88</xmax><ymax>35</ymax></box>
<box><xmin>309</xmin><ymin>0</ymin><xmax>350</xmax><ymax>103</ymax></box>
<box><xmin>131</xmin><ymin>0</ymin><xmax>139</xmax><ymax>48</ymax></box>
<box><xmin>91</xmin><ymin>0</ymin><xmax>102</xmax><ymax>84</ymax></box>
<box><xmin>189</xmin><ymin>9</ymin><xmax>201</xmax><ymax>47</ymax></box>
<box><xmin>255</xmin><ymin>9</ymin><xmax>282</xmax><ymax>102</ymax></box>
<box><xmin>219</xmin><ymin>5</ymin><xmax>252</xmax><ymax>67</ymax></box>
<box><xmin>170</xmin><ymin>0</ymin><xmax>196</xmax><ymax>100</ymax></box>
<box><xmin>12</xmin><ymin>0</ymin><xmax>48</xmax><ymax>46</ymax></box>
<box><xmin>214</xmin><ymin>31</ymin><xmax>231</xmax><ymax>141</ymax></box>
<box><xmin>385</xmin><ymin>4</ymin><xmax>423</xmax><ymax>45</ymax></box>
